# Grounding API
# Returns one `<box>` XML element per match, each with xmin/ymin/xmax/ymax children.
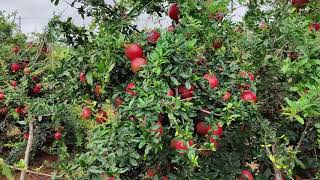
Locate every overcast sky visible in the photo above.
<box><xmin>0</xmin><ymin>0</ymin><xmax>246</xmax><ymax>34</ymax></box>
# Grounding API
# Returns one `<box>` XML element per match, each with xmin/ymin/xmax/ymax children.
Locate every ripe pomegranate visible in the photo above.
<box><xmin>204</xmin><ymin>73</ymin><xmax>219</xmax><ymax>89</ymax></box>
<box><xmin>11</xmin><ymin>46</ymin><xmax>20</xmax><ymax>54</ymax></box>
<box><xmin>162</xmin><ymin>176</ymin><xmax>169</xmax><ymax>180</ymax></box>
<box><xmin>0</xmin><ymin>93</ymin><xmax>4</xmax><ymax>101</ymax></box>
<box><xmin>54</xmin><ymin>132</ymin><xmax>62</xmax><ymax>140</ymax></box>
<box><xmin>125</xmin><ymin>44</ymin><xmax>143</xmax><ymax>61</ymax></box>
<box><xmin>131</xmin><ymin>57</ymin><xmax>147</xmax><ymax>73</ymax></box>
<box><xmin>223</xmin><ymin>92</ymin><xmax>232</xmax><ymax>101</ymax></box>
<box><xmin>213</xmin><ymin>40</ymin><xmax>222</xmax><ymax>49</ymax></box>
<box><xmin>23</xmin><ymin>133</ymin><xmax>29</xmax><ymax>140</ymax></box>
<box><xmin>167</xmin><ymin>88</ymin><xmax>174</xmax><ymax>96</ymax></box>
<box><xmin>79</xmin><ymin>72</ymin><xmax>86</xmax><ymax>82</ymax></box>
<box><xmin>95</xmin><ymin>84</ymin><xmax>102</xmax><ymax>96</ymax></box>
<box><xmin>178</xmin><ymin>85</ymin><xmax>194</xmax><ymax>99</ymax></box>
<box><xmin>212</xmin><ymin>124</ymin><xmax>223</xmax><ymax>137</ymax></box>
<box><xmin>15</xmin><ymin>107</ymin><xmax>22</xmax><ymax>114</ymax></box>
<box><xmin>114</xmin><ymin>96</ymin><xmax>124</xmax><ymax>107</ymax></box>
<box><xmin>147</xmin><ymin>169</ymin><xmax>156</xmax><ymax>177</ymax></box>
<box><xmin>125</xmin><ymin>82</ymin><xmax>137</xmax><ymax>96</ymax></box>
<box><xmin>291</xmin><ymin>0</ymin><xmax>309</xmax><ymax>7</ymax></box>
<box><xmin>168</xmin><ymin>3</ymin><xmax>180</xmax><ymax>22</ymax></box>
<box><xmin>11</xmin><ymin>63</ymin><xmax>20</xmax><ymax>73</ymax></box>
<box><xmin>106</xmin><ymin>177</ymin><xmax>115</xmax><ymax>180</ymax></box>
<box><xmin>33</xmin><ymin>83</ymin><xmax>42</xmax><ymax>94</ymax></box>
<box><xmin>167</xmin><ymin>25</ymin><xmax>175</xmax><ymax>32</ymax></box>
<box><xmin>241</xmin><ymin>71</ymin><xmax>254</xmax><ymax>81</ymax></box>
<box><xmin>96</xmin><ymin>110</ymin><xmax>108</xmax><ymax>124</ymax></box>
<box><xmin>172</xmin><ymin>140</ymin><xmax>191</xmax><ymax>151</ymax></box>
<box><xmin>209</xmin><ymin>136</ymin><xmax>220</xmax><ymax>149</ymax></box>
<box><xmin>147</xmin><ymin>30</ymin><xmax>161</xmax><ymax>44</ymax></box>
<box><xmin>309</xmin><ymin>23</ymin><xmax>320</xmax><ymax>32</ymax></box>
<box><xmin>11</xmin><ymin>81</ymin><xmax>18</xmax><ymax>87</ymax></box>
<box><xmin>0</xmin><ymin>107</ymin><xmax>8</xmax><ymax>114</ymax></box>
<box><xmin>241</xmin><ymin>90</ymin><xmax>257</xmax><ymax>102</ymax></box>
<box><xmin>196</xmin><ymin>121</ymin><xmax>211</xmax><ymax>135</ymax></box>
<box><xmin>82</xmin><ymin>108</ymin><xmax>91</xmax><ymax>120</ymax></box>
<box><xmin>240</xmin><ymin>170</ymin><xmax>254</xmax><ymax>180</ymax></box>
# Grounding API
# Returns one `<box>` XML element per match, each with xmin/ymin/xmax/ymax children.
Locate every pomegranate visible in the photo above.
<box><xmin>213</xmin><ymin>40</ymin><xmax>222</xmax><ymax>49</ymax></box>
<box><xmin>240</xmin><ymin>170</ymin><xmax>254</xmax><ymax>180</ymax></box>
<box><xmin>178</xmin><ymin>85</ymin><xmax>194</xmax><ymax>99</ymax></box>
<box><xmin>241</xmin><ymin>71</ymin><xmax>254</xmax><ymax>81</ymax></box>
<box><xmin>209</xmin><ymin>136</ymin><xmax>220</xmax><ymax>149</ymax></box>
<box><xmin>11</xmin><ymin>81</ymin><xmax>18</xmax><ymax>87</ymax></box>
<box><xmin>167</xmin><ymin>88</ymin><xmax>174</xmax><ymax>96</ymax></box>
<box><xmin>167</xmin><ymin>25</ymin><xmax>175</xmax><ymax>32</ymax></box>
<box><xmin>125</xmin><ymin>82</ymin><xmax>137</xmax><ymax>96</ymax></box>
<box><xmin>54</xmin><ymin>132</ymin><xmax>62</xmax><ymax>140</ymax></box>
<box><xmin>23</xmin><ymin>133</ymin><xmax>29</xmax><ymax>140</ymax></box>
<box><xmin>0</xmin><ymin>107</ymin><xmax>8</xmax><ymax>114</ymax></box>
<box><xmin>23</xmin><ymin>67</ymin><xmax>31</xmax><ymax>74</ymax></box>
<box><xmin>309</xmin><ymin>23</ymin><xmax>320</xmax><ymax>32</ymax></box>
<box><xmin>212</xmin><ymin>124</ymin><xmax>223</xmax><ymax>137</ymax></box>
<box><xmin>106</xmin><ymin>177</ymin><xmax>115</xmax><ymax>180</ymax></box>
<box><xmin>196</xmin><ymin>121</ymin><xmax>211</xmax><ymax>135</ymax></box>
<box><xmin>174</xmin><ymin>140</ymin><xmax>194</xmax><ymax>151</ymax></box>
<box><xmin>33</xmin><ymin>83</ymin><xmax>42</xmax><ymax>94</ymax></box>
<box><xmin>162</xmin><ymin>176</ymin><xmax>169</xmax><ymax>180</ymax></box>
<box><xmin>147</xmin><ymin>30</ymin><xmax>161</xmax><ymax>44</ymax></box>
<box><xmin>223</xmin><ymin>92</ymin><xmax>232</xmax><ymax>101</ymax></box>
<box><xmin>11</xmin><ymin>63</ymin><xmax>20</xmax><ymax>73</ymax></box>
<box><xmin>11</xmin><ymin>46</ymin><xmax>20</xmax><ymax>54</ymax></box>
<box><xmin>79</xmin><ymin>72</ymin><xmax>86</xmax><ymax>82</ymax></box>
<box><xmin>95</xmin><ymin>84</ymin><xmax>102</xmax><ymax>96</ymax></box>
<box><xmin>168</xmin><ymin>3</ymin><xmax>180</xmax><ymax>22</ymax></box>
<box><xmin>147</xmin><ymin>169</ymin><xmax>156</xmax><ymax>177</ymax></box>
<box><xmin>82</xmin><ymin>108</ymin><xmax>91</xmax><ymax>120</ymax></box>
<box><xmin>131</xmin><ymin>57</ymin><xmax>147</xmax><ymax>73</ymax></box>
<box><xmin>204</xmin><ymin>73</ymin><xmax>219</xmax><ymax>89</ymax></box>
<box><xmin>291</xmin><ymin>0</ymin><xmax>309</xmax><ymax>7</ymax></box>
<box><xmin>114</xmin><ymin>96</ymin><xmax>124</xmax><ymax>107</ymax></box>
<box><xmin>241</xmin><ymin>90</ymin><xmax>257</xmax><ymax>102</ymax></box>
<box><xmin>0</xmin><ymin>93</ymin><xmax>4</xmax><ymax>101</ymax></box>
<box><xmin>125</xmin><ymin>44</ymin><xmax>143</xmax><ymax>61</ymax></box>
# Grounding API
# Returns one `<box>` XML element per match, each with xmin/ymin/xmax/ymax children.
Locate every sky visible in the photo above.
<box><xmin>0</xmin><ymin>0</ymin><xmax>246</xmax><ymax>34</ymax></box>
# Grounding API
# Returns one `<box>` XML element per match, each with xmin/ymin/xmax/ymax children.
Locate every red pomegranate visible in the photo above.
<box><xmin>204</xmin><ymin>73</ymin><xmax>219</xmax><ymax>89</ymax></box>
<box><xmin>223</xmin><ymin>92</ymin><xmax>232</xmax><ymax>101</ymax></box>
<box><xmin>147</xmin><ymin>30</ymin><xmax>161</xmax><ymax>44</ymax></box>
<box><xmin>0</xmin><ymin>93</ymin><xmax>4</xmax><ymax>101</ymax></box>
<box><xmin>82</xmin><ymin>108</ymin><xmax>91</xmax><ymax>120</ymax></box>
<box><xmin>241</xmin><ymin>90</ymin><xmax>257</xmax><ymax>102</ymax></box>
<box><xmin>196</xmin><ymin>121</ymin><xmax>211</xmax><ymax>135</ymax></box>
<box><xmin>147</xmin><ymin>169</ymin><xmax>156</xmax><ymax>177</ymax></box>
<box><xmin>209</xmin><ymin>136</ymin><xmax>220</xmax><ymax>149</ymax></box>
<box><xmin>33</xmin><ymin>83</ymin><xmax>42</xmax><ymax>94</ymax></box>
<box><xmin>291</xmin><ymin>0</ymin><xmax>309</xmax><ymax>7</ymax></box>
<box><xmin>167</xmin><ymin>25</ymin><xmax>175</xmax><ymax>32</ymax></box>
<box><xmin>309</xmin><ymin>23</ymin><xmax>320</xmax><ymax>32</ymax></box>
<box><xmin>11</xmin><ymin>63</ymin><xmax>20</xmax><ymax>73</ymax></box>
<box><xmin>11</xmin><ymin>81</ymin><xmax>18</xmax><ymax>87</ymax></box>
<box><xmin>131</xmin><ymin>57</ymin><xmax>147</xmax><ymax>73</ymax></box>
<box><xmin>167</xmin><ymin>88</ymin><xmax>174</xmax><ymax>96</ymax></box>
<box><xmin>240</xmin><ymin>170</ymin><xmax>254</xmax><ymax>180</ymax></box>
<box><xmin>23</xmin><ymin>133</ymin><xmax>29</xmax><ymax>140</ymax></box>
<box><xmin>212</xmin><ymin>124</ymin><xmax>223</xmax><ymax>137</ymax></box>
<box><xmin>213</xmin><ymin>40</ymin><xmax>222</xmax><ymax>49</ymax></box>
<box><xmin>125</xmin><ymin>44</ymin><xmax>143</xmax><ymax>61</ymax></box>
<box><xmin>168</xmin><ymin>3</ymin><xmax>180</xmax><ymax>22</ymax></box>
<box><xmin>125</xmin><ymin>82</ymin><xmax>137</xmax><ymax>96</ymax></box>
<box><xmin>114</xmin><ymin>96</ymin><xmax>124</xmax><ymax>107</ymax></box>
<box><xmin>178</xmin><ymin>85</ymin><xmax>194</xmax><ymax>99</ymax></box>
<box><xmin>11</xmin><ymin>46</ymin><xmax>20</xmax><ymax>54</ymax></box>
<box><xmin>54</xmin><ymin>132</ymin><xmax>62</xmax><ymax>140</ymax></box>
<box><xmin>95</xmin><ymin>84</ymin><xmax>102</xmax><ymax>96</ymax></box>
<box><xmin>79</xmin><ymin>72</ymin><xmax>86</xmax><ymax>82</ymax></box>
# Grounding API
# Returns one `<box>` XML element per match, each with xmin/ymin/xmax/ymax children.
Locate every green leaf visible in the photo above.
<box><xmin>86</xmin><ymin>71</ymin><xmax>93</xmax><ymax>86</ymax></box>
<box><xmin>170</xmin><ymin>77</ymin><xmax>179</xmax><ymax>86</ymax></box>
<box><xmin>129</xmin><ymin>158</ymin><xmax>138</xmax><ymax>166</ymax></box>
<box><xmin>293</xmin><ymin>115</ymin><xmax>304</xmax><ymax>124</ymax></box>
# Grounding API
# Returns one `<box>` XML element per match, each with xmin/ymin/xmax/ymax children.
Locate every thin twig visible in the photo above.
<box><xmin>296</xmin><ymin>119</ymin><xmax>311</xmax><ymax>150</ymax></box>
<box><xmin>9</xmin><ymin>166</ymin><xmax>52</xmax><ymax>177</ymax></box>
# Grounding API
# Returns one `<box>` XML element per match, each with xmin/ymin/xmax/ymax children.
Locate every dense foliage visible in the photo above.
<box><xmin>1</xmin><ymin>0</ymin><xmax>320</xmax><ymax>179</ymax></box>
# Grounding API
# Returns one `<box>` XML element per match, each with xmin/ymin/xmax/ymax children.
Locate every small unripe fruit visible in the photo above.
<box><xmin>213</xmin><ymin>40</ymin><xmax>222</xmax><ymax>49</ymax></box>
<box><xmin>167</xmin><ymin>25</ymin><xmax>175</xmax><ymax>32</ymax></box>
<box><xmin>147</xmin><ymin>169</ymin><xmax>156</xmax><ymax>177</ymax></box>
<box><xmin>79</xmin><ymin>72</ymin><xmax>86</xmax><ymax>82</ymax></box>
<box><xmin>114</xmin><ymin>96</ymin><xmax>124</xmax><ymax>107</ymax></box>
<box><xmin>23</xmin><ymin>133</ymin><xmax>29</xmax><ymax>140</ymax></box>
<box><xmin>96</xmin><ymin>110</ymin><xmax>108</xmax><ymax>124</ymax></box>
<box><xmin>125</xmin><ymin>82</ymin><xmax>137</xmax><ymax>96</ymax></box>
<box><xmin>11</xmin><ymin>81</ymin><xmax>18</xmax><ymax>87</ymax></box>
<box><xmin>11</xmin><ymin>46</ymin><xmax>20</xmax><ymax>54</ymax></box>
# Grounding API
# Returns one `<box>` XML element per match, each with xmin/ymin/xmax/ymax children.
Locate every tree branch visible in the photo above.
<box><xmin>296</xmin><ymin>119</ymin><xmax>311</xmax><ymax>150</ymax></box>
<box><xmin>20</xmin><ymin>121</ymin><xmax>34</xmax><ymax>180</ymax></box>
